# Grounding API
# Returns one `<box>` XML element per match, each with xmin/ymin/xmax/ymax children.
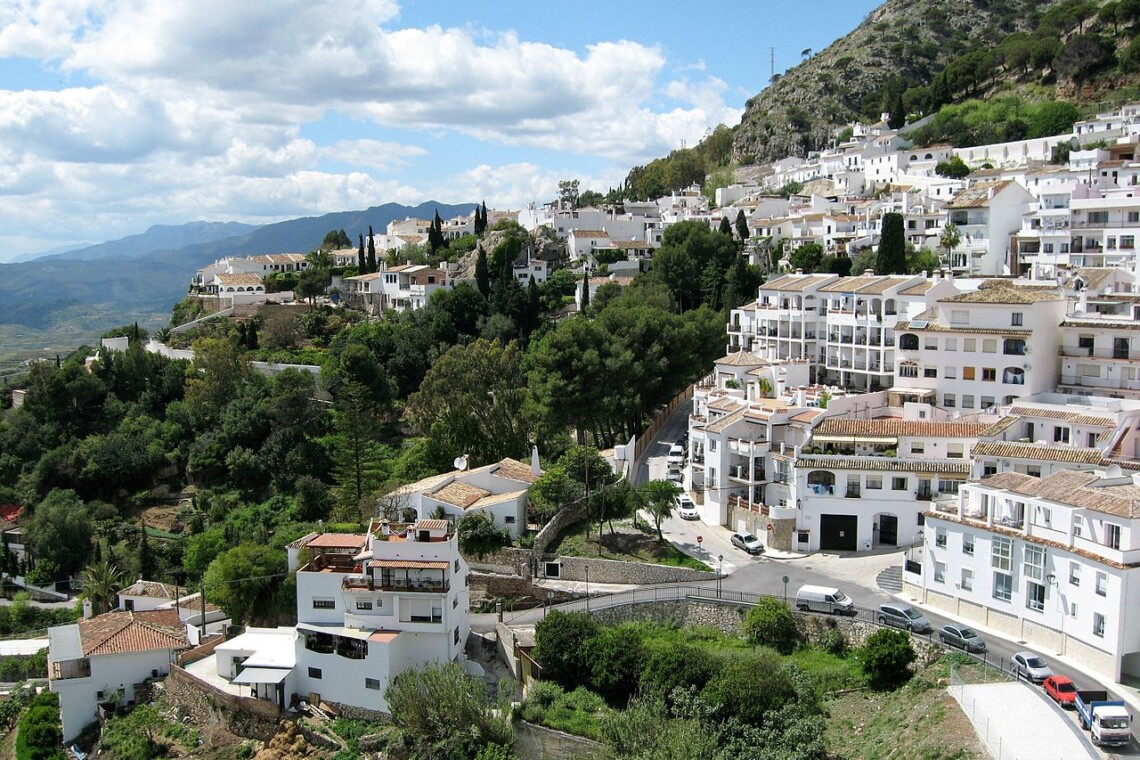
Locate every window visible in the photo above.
<box><xmin>983</xmin><ymin>339</ymin><xmax>997</xmax><ymax>354</ymax></box>
<box><xmin>961</xmin><ymin>394</ymin><xmax>974</xmax><ymax>409</ymax></box>
<box><xmin>1023</xmin><ymin>545</ymin><xmax>1045</xmax><ymax>582</ymax></box>
<box><xmin>892</xmin><ymin>477</ymin><xmax>908</xmax><ymax>490</ymax></box>
<box><xmin>1069</xmin><ymin>562</ymin><xmax>1080</xmax><ymax>586</ymax></box>
<box><xmin>866</xmin><ymin>476</ymin><xmax>882</xmax><ymax>490</ymax></box>
<box><xmin>1026</xmin><ymin>466</ymin><xmax>1041</xmax><ymax>478</ymax></box>
<box><xmin>981</xmin><ymin>396</ymin><xmax>995</xmax><ymax>409</ymax></box>
<box><xmin>924</xmin><ymin>367</ymin><xmax>938</xmax><ymax>378</ymax></box>
<box><xmin>1003</xmin><ymin>367</ymin><xmax>1025</xmax><ymax>385</ymax></box>
<box><xmin>1106</xmin><ymin>523</ymin><xmax>1121</xmax><ymax>549</ymax></box>
<box><xmin>900</xmin><ymin>364</ymin><xmax>918</xmax><ymax>378</ymax></box>
<box><xmin>1026</xmin><ymin>581</ymin><xmax>1046</xmax><ymax>612</ymax></box>
<box><xmin>899</xmin><ymin>334</ymin><xmax>919</xmax><ymax>350</ymax></box>
<box><xmin>1094</xmin><ymin>612</ymin><xmax>1106</xmax><ymax>638</ymax></box>
<box><xmin>982</xmin><ymin>368</ymin><xmax>996</xmax><ymax>381</ymax></box>
<box><xmin>1003</xmin><ymin>338</ymin><xmax>1026</xmax><ymax>355</ymax></box>
<box><xmin>963</xmin><ymin>366</ymin><xmax>976</xmax><ymax>380</ymax></box>
<box><xmin>961</xmin><ymin>568</ymin><xmax>974</xmax><ymax>591</ymax></box>
<box><xmin>911</xmin><ymin>442</ymin><xmax>925</xmax><ymax>454</ymax></box>
<box><xmin>924</xmin><ymin>338</ymin><xmax>938</xmax><ymax>350</ymax></box>
<box><xmin>964</xmin><ymin>338</ymin><xmax>977</xmax><ymax>352</ymax></box>
<box><xmin>945</xmin><ymin>366</ymin><xmax>958</xmax><ymax>379</ymax></box>
<box><xmin>1011</xmin><ymin>312</ymin><xmax>1023</xmax><ymax>326</ymax></box>
<box><xmin>983</xmin><ymin>464</ymin><xmax>997</xmax><ymax>477</ymax></box>
<box><xmin>963</xmin><ymin>534</ymin><xmax>975</xmax><ymax>555</ymax></box>
<box><xmin>455</xmin><ymin>559</ymin><xmax>460</xmax><ymax>572</ymax></box>
<box><xmin>947</xmin><ymin>443</ymin><xmax>964</xmax><ymax>459</ymax></box>
<box><xmin>1054</xmin><ymin>427</ymin><xmax>1070</xmax><ymax>444</ymax></box>
<box><xmin>505</xmin><ymin>515</ymin><xmax>516</xmax><ymax>524</ymax></box>
<box><xmin>943</xmin><ymin>394</ymin><xmax>956</xmax><ymax>407</ymax></box>
<box><xmin>1035</xmin><ymin>506</ymin><xmax>1051</xmax><ymax>528</ymax></box>
<box><xmin>934</xmin><ymin>561</ymin><xmax>946</xmax><ymax>583</ymax></box>
<box><xmin>1075</xmin><ymin>518</ymin><xmax>1084</xmax><ymax>538</ymax></box>
<box><xmin>992</xmin><ymin>537</ymin><xmax>1012</xmax><ymax>571</ymax></box>
<box><xmin>308</xmin><ymin>667</ymin><xmax>323</xmax><ymax>679</ymax></box>
<box><xmin>313</xmin><ymin>599</ymin><xmax>335</xmax><ymax>610</ymax></box>
<box><xmin>709</xmin><ymin>440</ymin><xmax>717</xmax><ymax>451</ymax></box>
<box><xmin>365</xmin><ymin>677</ymin><xmax>381</xmax><ymax>690</ymax></box>
<box><xmin>935</xmin><ymin>528</ymin><xmax>947</xmax><ymax>548</ymax></box>
<box><xmin>945</xmin><ymin>338</ymin><xmax>958</xmax><ymax>351</ymax></box>
<box><xmin>356</xmin><ymin>601</ymin><xmax>373</xmax><ymax>611</ymax></box>
<box><xmin>1096</xmin><ymin>571</ymin><xmax>1108</xmax><ymax>597</ymax></box>
<box><xmin>993</xmin><ymin>573</ymin><xmax>1013</xmax><ymax>602</ymax></box>
<box><xmin>454</xmin><ymin>626</ymin><xmax>460</xmax><ymax>645</ymax></box>
<box><xmin>951</xmin><ymin>310</ymin><xmax>969</xmax><ymax>325</ymax></box>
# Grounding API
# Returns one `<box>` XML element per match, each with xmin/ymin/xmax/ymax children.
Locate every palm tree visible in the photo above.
<box><xmin>81</xmin><ymin>560</ymin><xmax>125</xmax><ymax>616</ymax></box>
<box><xmin>307</xmin><ymin>249</ymin><xmax>333</xmax><ymax>272</ymax></box>
<box><xmin>939</xmin><ymin>223</ymin><xmax>961</xmax><ymax>269</ymax></box>
<box><xmin>639</xmin><ymin>480</ymin><xmax>680</xmax><ymax>541</ymax></box>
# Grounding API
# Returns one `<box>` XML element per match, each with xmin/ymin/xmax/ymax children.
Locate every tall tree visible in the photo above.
<box><xmin>203</xmin><ymin>543</ymin><xmax>287</xmax><ymax>626</ymax></box>
<box><xmin>429</xmin><ymin>210</ymin><xmax>445</xmax><ymax>253</ymax></box>
<box><xmin>735</xmin><ymin>209</ymin><xmax>749</xmax><ymax>243</ymax></box>
<box><xmin>475</xmin><ymin>246</ymin><xmax>491</xmax><ymax>298</ymax></box>
<box><xmin>639</xmin><ymin>480</ymin><xmax>679</xmax><ymax>540</ymax></box>
<box><xmin>580</xmin><ymin>268</ymin><xmax>591</xmax><ymax>311</ymax></box>
<box><xmin>357</xmin><ymin>233</ymin><xmax>366</xmax><ymax>272</ymax></box>
<box><xmin>80</xmin><ymin>560</ymin><xmax>124</xmax><ymax>615</ymax></box>
<box><xmin>137</xmin><ymin>520</ymin><xmax>156</xmax><ymax>580</ymax></box>
<box><xmin>718</xmin><ymin>216</ymin><xmax>733</xmax><ymax>236</ymax></box>
<box><xmin>366</xmin><ymin>226</ymin><xmax>377</xmax><ymax>273</ymax></box>
<box><xmin>939</xmin><ymin>222</ymin><xmax>961</xmax><ymax>268</ymax></box>
<box><xmin>876</xmin><ymin>213</ymin><xmax>907</xmax><ymax>275</ymax></box>
<box><xmin>330</xmin><ymin>381</ymin><xmax>386</xmax><ymax>518</ymax></box>
<box><xmin>888</xmin><ymin>90</ymin><xmax>906</xmax><ymax>129</ymax></box>
<box><xmin>25</xmin><ymin>488</ymin><xmax>93</xmax><ymax>579</ymax></box>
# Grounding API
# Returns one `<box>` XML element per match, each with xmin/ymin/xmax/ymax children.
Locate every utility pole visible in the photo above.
<box><xmin>770</xmin><ymin>47</ymin><xmax>775</xmax><ymax>82</ymax></box>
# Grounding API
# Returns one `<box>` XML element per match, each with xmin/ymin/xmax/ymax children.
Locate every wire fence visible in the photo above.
<box><xmin>949</xmin><ymin>664</ymin><xmax>1023</xmax><ymax>760</ymax></box>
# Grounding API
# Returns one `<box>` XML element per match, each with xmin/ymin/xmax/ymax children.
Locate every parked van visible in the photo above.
<box><xmin>795</xmin><ymin>585</ymin><xmax>855</xmax><ymax>615</ymax></box>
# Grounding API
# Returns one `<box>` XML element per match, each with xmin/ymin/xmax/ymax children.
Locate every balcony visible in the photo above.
<box><xmin>50</xmin><ymin>658</ymin><xmax>91</xmax><ymax>681</ymax></box>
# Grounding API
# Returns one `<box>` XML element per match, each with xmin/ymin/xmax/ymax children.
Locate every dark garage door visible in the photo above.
<box><xmin>820</xmin><ymin>514</ymin><xmax>858</xmax><ymax>551</ymax></box>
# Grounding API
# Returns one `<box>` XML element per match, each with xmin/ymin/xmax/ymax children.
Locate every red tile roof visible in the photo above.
<box><xmin>78</xmin><ymin>610</ymin><xmax>188</xmax><ymax>657</ymax></box>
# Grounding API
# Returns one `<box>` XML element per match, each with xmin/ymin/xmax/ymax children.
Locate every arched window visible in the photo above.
<box><xmin>884</xmin><ymin>298</ymin><xmax>897</xmax><ymax>315</ymax></box>
<box><xmin>1003</xmin><ymin>338</ymin><xmax>1026</xmax><ymax>355</ymax></box>
<box><xmin>807</xmin><ymin>471</ymin><xmax>835</xmax><ymax>496</ymax></box>
<box><xmin>899</xmin><ymin>333</ymin><xmax>919</xmax><ymax>350</ymax></box>
<box><xmin>925</xmin><ymin>153</ymin><xmax>933</xmax><ymax>160</ymax></box>
<box><xmin>1003</xmin><ymin>367</ymin><xmax>1025</xmax><ymax>385</ymax></box>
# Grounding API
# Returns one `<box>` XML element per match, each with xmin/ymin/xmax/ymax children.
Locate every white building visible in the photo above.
<box><xmin>342</xmin><ymin>263</ymin><xmax>453</xmax><ymax>314</ymax></box>
<box><xmin>945</xmin><ymin>180</ymin><xmax>1035</xmax><ymax>275</ymax></box>
<box><xmin>398</xmin><ymin>457</ymin><xmax>544</xmax><ymax>539</ymax></box>
<box><xmin>49</xmin><ymin>610</ymin><xmax>189</xmax><ymax>742</ymax></box>
<box><xmin>214</xmin><ymin>518</ymin><xmax>470</xmax><ymax>715</ymax></box>
<box><xmin>919</xmin><ymin>468</ymin><xmax>1140</xmax><ymax>682</ymax></box>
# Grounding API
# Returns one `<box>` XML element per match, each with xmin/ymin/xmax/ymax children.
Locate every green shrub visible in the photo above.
<box><xmin>860</xmin><ymin>628</ymin><xmax>917</xmax><ymax>690</ymax></box>
<box><xmin>743</xmin><ymin>597</ymin><xmax>800</xmax><ymax>654</ymax></box>
<box><xmin>700</xmin><ymin>650</ymin><xmax>798</xmax><ymax>726</ymax></box>
<box><xmin>640</xmin><ymin>643</ymin><xmax>723</xmax><ymax>702</ymax></box>
<box><xmin>820</xmin><ymin>627</ymin><xmax>848</xmax><ymax>657</ymax></box>
<box><xmin>534</xmin><ymin>611</ymin><xmax>600</xmax><ymax>690</ymax></box>
<box><xmin>586</xmin><ymin>625</ymin><xmax>647</xmax><ymax>704</ymax></box>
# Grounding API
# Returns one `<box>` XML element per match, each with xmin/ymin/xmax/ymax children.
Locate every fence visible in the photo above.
<box><xmin>632</xmin><ymin>378</ymin><xmax>702</xmax><ymax>461</ymax></box>
<box><xmin>949</xmin><ymin>664</ymin><xmax>1023</xmax><ymax>760</ymax></box>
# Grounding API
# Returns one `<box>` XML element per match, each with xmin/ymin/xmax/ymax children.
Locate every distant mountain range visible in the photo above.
<box><xmin>0</xmin><ymin>201</ymin><xmax>476</xmax><ymax>353</ymax></box>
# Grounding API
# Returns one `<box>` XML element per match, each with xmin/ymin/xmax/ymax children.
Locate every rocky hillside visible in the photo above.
<box><xmin>733</xmin><ymin>0</ymin><xmax>1068</xmax><ymax>164</ymax></box>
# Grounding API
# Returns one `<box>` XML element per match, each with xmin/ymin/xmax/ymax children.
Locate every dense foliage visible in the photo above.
<box><xmin>16</xmin><ymin>691</ymin><xmax>65</xmax><ymax>760</ymax></box>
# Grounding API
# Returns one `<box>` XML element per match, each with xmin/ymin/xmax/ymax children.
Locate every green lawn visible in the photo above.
<box><xmin>549</xmin><ymin>518</ymin><xmax>708</xmax><ymax>570</ymax></box>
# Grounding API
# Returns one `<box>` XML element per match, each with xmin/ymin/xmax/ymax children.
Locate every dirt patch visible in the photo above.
<box><xmin>139</xmin><ymin>503</ymin><xmax>189</xmax><ymax>535</ymax></box>
<box><xmin>550</xmin><ymin>518</ymin><xmax>704</xmax><ymax>568</ymax></box>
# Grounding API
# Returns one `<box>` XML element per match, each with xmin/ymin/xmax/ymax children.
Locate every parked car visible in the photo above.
<box><xmin>730</xmin><ymin>532</ymin><xmax>764</xmax><ymax>554</ymax></box>
<box><xmin>1044</xmin><ymin>675</ymin><xmax>1078</xmax><ymax>708</ymax></box>
<box><xmin>938</xmin><ymin>624</ymin><xmax>987</xmax><ymax>652</ymax></box>
<box><xmin>1010</xmin><ymin>651</ymin><xmax>1053</xmax><ymax>683</ymax></box>
<box><xmin>675</xmin><ymin>494</ymin><xmax>699</xmax><ymax>520</ymax></box>
<box><xmin>666</xmin><ymin>469</ymin><xmax>683</xmax><ymax>483</ymax></box>
<box><xmin>877</xmin><ymin>603</ymin><xmax>932</xmax><ymax>633</ymax></box>
<box><xmin>795</xmin><ymin>584</ymin><xmax>855</xmax><ymax>615</ymax></box>
<box><xmin>666</xmin><ymin>444</ymin><xmax>685</xmax><ymax>468</ymax></box>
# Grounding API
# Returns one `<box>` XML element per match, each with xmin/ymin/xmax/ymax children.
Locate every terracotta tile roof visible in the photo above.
<box><xmin>979</xmin><ymin>470</ymin><xmax>1140</xmax><ymax>518</ymax></box>
<box><xmin>345</xmin><ymin>272</ymin><xmax>382</xmax><ymax>281</ymax></box>
<box><xmin>814</xmin><ymin>418</ymin><xmax>990</xmax><ymax>438</ymax></box>
<box><xmin>759</xmin><ymin>274</ymin><xmax>836</xmax><ymax>292</ymax></box>
<box><xmin>367</xmin><ymin>559</ymin><xmax>450</xmax><ymax>570</ymax></box>
<box><xmin>971</xmin><ymin>441</ymin><xmax>1106</xmax><ymax>464</ymax></box>
<box><xmin>790</xmin><ymin>409</ymin><xmax>826</xmax><ymax>423</ymax></box>
<box><xmin>120</xmin><ymin>580</ymin><xmax>179</xmax><ymax>599</ymax></box>
<box><xmin>305</xmin><ymin>533</ymin><xmax>368</xmax><ymax>550</ymax></box>
<box><xmin>939</xmin><ymin>282</ymin><xmax>1061</xmax><ymax>304</ymax></box>
<box><xmin>1007</xmin><ymin>406</ymin><xmax>1116</xmax><ymax>427</ymax></box>
<box><xmin>414</xmin><ymin>519</ymin><xmax>451</xmax><ymax>532</ymax></box>
<box><xmin>587</xmin><ymin>276</ymin><xmax>634</xmax><ymax>287</ymax></box>
<box><xmin>172</xmin><ymin>593</ymin><xmax>223</xmax><ymax>615</ymax></box>
<box><xmin>284</xmin><ymin>532</ymin><xmax>319</xmax><ymax>549</ymax></box>
<box><xmin>494</xmin><ymin>458</ymin><xmax>542</xmax><ymax>484</ymax></box>
<box><xmin>215</xmin><ymin>273</ymin><xmax>263</xmax><ymax>287</ymax></box>
<box><xmin>706</xmin><ymin>407</ymin><xmax>748</xmax><ymax>434</ymax></box>
<box><xmin>716</xmin><ymin>350</ymin><xmax>767</xmax><ymax>367</ymax></box>
<box><xmin>432</xmin><ymin>481</ymin><xmax>491</xmax><ymax>508</ymax></box>
<box><xmin>1062</xmin><ymin>318</ymin><xmax>1140</xmax><ymax>331</ymax></box>
<box><xmin>896</xmin><ymin>319</ymin><xmax>1031</xmax><ymax>336</ymax></box>
<box><xmin>707</xmin><ymin>397</ymin><xmax>741</xmax><ymax>413</ymax></box>
<box><xmin>946</xmin><ymin>180</ymin><xmax>1014</xmax><ymax>208</ymax></box>
<box><xmin>819</xmin><ymin>276</ymin><xmax>884</xmax><ymax>293</ymax></box>
<box><xmin>979</xmin><ymin>416</ymin><xmax>1020</xmax><ymax>437</ymax></box>
<box><xmin>78</xmin><ymin>610</ymin><xmax>188</xmax><ymax>657</ymax></box>
<box><xmin>795</xmin><ymin>455</ymin><xmax>971</xmax><ymax>475</ymax></box>
<box><xmin>571</xmin><ymin>230</ymin><xmax>610</xmax><ymax>238</ymax></box>
<box><xmin>1073</xmin><ymin>268</ymin><xmax>1118</xmax><ymax>291</ymax></box>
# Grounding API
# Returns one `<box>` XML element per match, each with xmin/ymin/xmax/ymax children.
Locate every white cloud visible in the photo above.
<box><xmin>321</xmin><ymin>139</ymin><xmax>429</xmax><ymax>171</ymax></box>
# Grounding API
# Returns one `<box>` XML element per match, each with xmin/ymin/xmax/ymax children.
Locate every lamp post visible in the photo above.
<box><xmin>546</xmin><ymin>591</ymin><xmax>553</xmax><ymax>618</ymax></box>
<box><xmin>1046</xmin><ymin>572</ymin><xmax>1064</xmax><ymax>652</ymax></box>
<box><xmin>717</xmin><ymin>555</ymin><xmax>724</xmax><ymax>598</ymax></box>
<box><xmin>584</xmin><ymin>565</ymin><xmax>590</xmax><ymax>613</ymax></box>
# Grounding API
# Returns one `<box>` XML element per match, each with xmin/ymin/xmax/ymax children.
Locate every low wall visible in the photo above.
<box><xmin>532</xmin><ymin>502</ymin><xmax>588</xmax><ymax>558</ymax></box>
<box><xmin>164</xmin><ymin>665</ymin><xmax>282</xmax><ymax>741</ymax></box>
<box><xmin>467</xmin><ymin>546</ymin><xmax>533</xmax><ymax>577</ymax></box>
<box><xmin>177</xmin><ymin>633</ymin><xmax>226</xmax><ymax>667</ymax></box>
<box><xmin>587</xmin><ymin>599</ymin><xmax>744</xmax><ymax>635</ymax></box>
<box><xmin>514</xmin><ymin>720</ymin><xmax>609</xmax><ymax>760</ymax></box>
<box><xmin>550</xmin><ymin>556</ymin><xmax>714</xmax><ymax>585</ymax></box>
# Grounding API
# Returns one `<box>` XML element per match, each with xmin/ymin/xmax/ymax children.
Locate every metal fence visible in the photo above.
<box><xmin>949</xmin><ymin>664</ymin><xmax>1023</xmax><ymax>760</ymax></box>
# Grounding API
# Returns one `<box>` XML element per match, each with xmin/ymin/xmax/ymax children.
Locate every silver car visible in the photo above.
<box><xmin>877</xmin><ymin>603</ymin><xmax>933</xmax><ymax>633</ymax></box>
<box><xmin>1010</xmin><ymin>651</ymin><xmax>1053</xmax><ymax>683</ymax></box>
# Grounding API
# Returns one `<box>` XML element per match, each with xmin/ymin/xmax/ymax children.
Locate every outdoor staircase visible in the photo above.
<box><xmin>876</xmin><ymin>565</ymin><xmax>903</xmax><ymax>594</ymax></box>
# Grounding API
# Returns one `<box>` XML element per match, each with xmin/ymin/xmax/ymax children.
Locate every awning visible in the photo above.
<box><xmin>233</xmin><ymin>667</ymin><xmax>291</xmax><ymax>685</ymax></box>
<box><xmin>812</xmin><ymin>434</ymin><xmax>898</xmax><ymax>445</ymax></box>
<box><xmin>368</xmin><ymin>559</ymin><xmax>449</xmax><ymax>570</ymax></box>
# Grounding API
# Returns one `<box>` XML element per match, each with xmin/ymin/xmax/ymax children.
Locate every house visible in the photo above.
<box><xmin>117</xmin><ymin>580</ymin><xmax>180</xmax><ymax>612</ymax></box>
<box><xmin>209</xmin><ymin>518</ymin><xmax>469</xmax><ymax>715</ymax></box>
<box><xmin>576</xmin><ymin>274</ymin><xmax>634</xmax><ymax>311</ymax></box>
<box><xmin>398</xmin><ymin>456</ymin><xmax>544</xmax><ymax>538</ymax></box>
<box><xmin>49</xmin><ymin>610</ymin><xmax>189</xmax><ymax>742</ymax></box>
<box><xmin>944</xmin><ymin>180</ymin><xmax>1035</xmax><ymax>275</ymax></box>
<box><xmin>918</xmin><ymin>468</ymin><xmax>1140</xmax><ymax>682</ymax></box>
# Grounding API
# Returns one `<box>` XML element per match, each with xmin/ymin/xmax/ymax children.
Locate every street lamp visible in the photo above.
<box><xmin>585</xmin><ymin>565</ymin><xmax>590</xmax><ymax>613</ymax></box>
<box><xmin>546</xmin><ymin>591</ymin><xmax>553</xmax><ymax>618</ymax></box>
<box><xmin>717</xmin><ymin>555</ymin><xmax>724</xmax><ymax>598</ymax></box>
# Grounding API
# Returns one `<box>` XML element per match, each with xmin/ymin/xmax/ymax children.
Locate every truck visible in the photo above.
<box><xmin>1074</xmin><ymin>690</ymin><xmax>1132</xmax><ymax>747</ymax></box>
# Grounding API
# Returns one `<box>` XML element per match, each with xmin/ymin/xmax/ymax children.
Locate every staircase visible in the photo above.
<box><xmin>876</xmin><ymin>565</ymin><xmax>903</xmax><ymax>594</ymax></box>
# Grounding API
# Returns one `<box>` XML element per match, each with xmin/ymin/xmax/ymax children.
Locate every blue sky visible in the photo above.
<box><xmin>0</xmin><ymin>0</ymin><xmax>880</xmax><ymax>259</ymax></box>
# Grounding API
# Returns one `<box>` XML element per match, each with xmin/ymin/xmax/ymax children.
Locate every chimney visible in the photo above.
<box><xmin>82</xmin><ymin>598</ymin><xmax>94</xmax><ymax>619</ymax></box>
<box><xmin>531</xmin><ymin>446</ymin><xmax>541</xmax><ymax>477</ymax></box>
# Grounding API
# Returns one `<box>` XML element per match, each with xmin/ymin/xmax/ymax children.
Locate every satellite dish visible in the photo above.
<box><xmin>453</xmin><ymin>455</ymin><xmax>469</xmax><ymax>471</ymax></box>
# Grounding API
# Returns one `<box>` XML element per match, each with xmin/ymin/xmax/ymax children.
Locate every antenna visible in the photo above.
<box><xmin>453</xmin><ymin>455</ymin><xmax>469</xmax><ymax>471</ymax></box>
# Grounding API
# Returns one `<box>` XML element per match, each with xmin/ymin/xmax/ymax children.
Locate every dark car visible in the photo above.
<box><xmin>1044</xmin><ymin>675</ymin><xmax>1078</xmax><ymax>707</ymax></box>
<box><xmin>938</xmin><ymin>624</ymin><xmax>987</xmax><ymax>652</ymax></box>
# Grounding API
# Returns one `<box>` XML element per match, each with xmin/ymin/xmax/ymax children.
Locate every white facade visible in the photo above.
<box><xmin>399</xmin><ymin>457</ymin><xmax>543</xmax><ymax>539</ymax></box>
<box><xmin>945</xmin><ymin>180</ymin><xmax>1035</xmax><ymax>275</ymax></box>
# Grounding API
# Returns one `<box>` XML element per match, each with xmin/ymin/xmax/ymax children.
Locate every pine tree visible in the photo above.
<box><xmin>357</xmin><ymin>233</ymin><xmax>366</xmax><ymax>272</ymax></box>
<box><xmin>475</xmin><ymin>246</ymin><xmax>491</xmax><ymax>298</ymax></box>
<box><xmin>367</xmin><ymin>226</ymin><xmax>377</xmax><ymax>273</ymax></box>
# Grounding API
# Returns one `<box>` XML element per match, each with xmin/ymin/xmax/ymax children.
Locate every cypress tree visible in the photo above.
<box><xmin>367</xmin><ymin>226</ymin><xmax>377</xmax><ymax>273</ymax></box>
<box><xmin>719</xmin><ymin>216</ymin><xmax>733</xmax><ymax>236</ymax></box>
<box><xmin>888</xmin><ymin>90</ymin><xmax>906</xmax><ymax>130</ymax></box>
<box><xmin>138</xmin><ymin>520</ymin><xmax>155</xmax><ymax>580</ymax></box>
<box><xmin>581</xmin><ymin>268</ymin><xmax>591</xmax><ymax>311</ymax></box>
<box><xmin>735</xmin><ymin>209</ymin><xmax>749</xmax><ymax>242</ymax></box>
<box><xmin>357</xmin><ymin>233</ymin><xmax>366</xmax><ymax>272</ymax></box>
<box><xmin>475</xmin><ymin>246</ymin><xmax>491</xmax><ymax>298</ymax></box>
<box><xmin>876</xmin><ymin>213</ymin><xmax>907</xmax><ymax>274</ymax></box>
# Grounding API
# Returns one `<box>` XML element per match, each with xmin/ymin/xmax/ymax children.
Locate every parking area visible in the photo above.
<box><xmin>952</xmin><ymin>681</ymin><xmax>1099</xmax><ymax>760</ymax></box>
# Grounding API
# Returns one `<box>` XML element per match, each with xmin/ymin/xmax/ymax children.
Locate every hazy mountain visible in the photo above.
<box><xmin>0</xmin><ymin>201</ymin><xmax>476</xmax><ymax>342</ymax></box>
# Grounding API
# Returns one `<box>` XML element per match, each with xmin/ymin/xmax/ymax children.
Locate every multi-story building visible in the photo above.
<box><xmin>893</xmin><ymin>281</ymin><xmax>1065</xmax><ymax>410</ymax></box>
<box><xmin>342</xmin><ymin>263</ymin><xmax>453</xmax><ymax>313</ymax></box>
<box><xmin>212</xmin><ymin>518</ymin><xmax>469</xmax><ymax>715</ymax></box>
<box><xmin>1068</xmin><ymin>195</ymin><xmax>1140</xmax><ymax>269</ymax></box>
<box><xmin>918</xmin><ymin>469</ymin><xmax>1140</xmax><ymax>682</ymax></box>
<box><xmin>944</xmin><ymin>180</ymin><xmax>1035</xmax><ymax>275</ymax></box>
<box><xmin>397</xmin><ymin>457</ymin><xmax>543</xmax><ymax>539</ymax></box>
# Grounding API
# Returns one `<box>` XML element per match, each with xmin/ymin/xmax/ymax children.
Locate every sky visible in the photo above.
<box><xmin>0</xmin><ymin>0</ymin><xmax>882</xmax><ymax>260</ymax></box>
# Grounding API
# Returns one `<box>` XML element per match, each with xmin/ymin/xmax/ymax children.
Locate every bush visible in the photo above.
<box><xmin>860</xmin><ymin>628</ymin><xmax>917</xmax><ymax>690</ymax></box>
<box><xmin>640</xmin><ymin>643</ymin><xmax>723</xmax><ymax>702</ymax></box>
<box><xmin>743</xmin><ymin>597</ymin><xmax>800</xmax><ymax>655</ymax></box>
<box><xmin>586</xmin><ymin>625</ymin><xmax>646</xmax><ymax>705</ymax></box>
<box><xmin>820</xmin><ymin>627</ymin><xmax>848</xmax><ymax>657</ymax></box>
<box><xmin>700</xmin><ymin>650</ymin><xmax>798</xmax><ymax>727</ymax></box>
<box><xmin>534</xmin><ymin>611</ymin><xmax>600</xmax><ymax>690</ymax></box>
<box><xmin>16</xmin><ymin>691</ymin><xmax>65</xmax><ymax>760</ymax></box>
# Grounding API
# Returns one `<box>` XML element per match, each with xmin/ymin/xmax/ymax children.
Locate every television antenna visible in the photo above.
<box><xmin>453</xmin><ymin>455</ymin><xmax>469</xmax><ymax>471</ymax></box>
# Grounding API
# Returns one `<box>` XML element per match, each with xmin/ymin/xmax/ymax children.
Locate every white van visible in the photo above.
<box><xmin>795</xmin><ymin>584</ymin><xmax>855</xmax><ymax>615</ymax></box>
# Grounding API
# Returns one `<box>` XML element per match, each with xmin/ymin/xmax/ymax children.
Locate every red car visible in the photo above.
<box><xmin>1044</xmin><ymin>675</ymin><xmax>1078</xmax><ymax>707</ymax></box>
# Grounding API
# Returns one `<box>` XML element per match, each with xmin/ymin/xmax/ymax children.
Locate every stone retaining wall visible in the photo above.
<box><xmin>587</xmin><ymin>599</ymin><xmax>745</xmax><ymax>634</ymax></box>
<box><xmin>514</xmin><ymin>720</ymin><xmax>609</xmax><ymax>760</ymax></box>
<box><xmin>467</xmin><ymin>546</ymin><xmax>534</xmax><ymax>577</ymax></box>
<box><xmin>163</xmin><ymin>666</ymin><xmax>282</xmax><ymax>741</ymax></box>
<box><xmin>551</xmin><ymin>555</ymin><xmax>714</xmax><ymax>585</ymax></box>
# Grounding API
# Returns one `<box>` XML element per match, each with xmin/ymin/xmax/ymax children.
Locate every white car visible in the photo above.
<box><xmin>1010</xmin><ymin>651</ymin><xmax>1053</xmax><ymax>683</ymax></box>
<box><xmin>666</xmin><ymin>469</ymin><xmax>683</xmax><ymax>483</ymax></box>
<box><xmin>666</xmin><ymin>443</ymin><xmax>685</xmax><ymax>468</ymax></box>
<box><xmin>675</xmin><ymin>494</ymin><xmax>699</xmax><ymax>520</ymax></box>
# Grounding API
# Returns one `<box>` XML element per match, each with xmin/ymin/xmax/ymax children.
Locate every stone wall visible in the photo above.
<box><xmin>586</xmin><ymin>599</ymin><xmax>745</xmax><ymax>635</ymax></box>
<box><xmin>467</xmin><ymin>546</ymin><xmax>534</xmax><ymax>577</ymax></box>
<box><xmin>533</xmin><ymin>502</ymin><xmax>589</xmax><ymax>557</ymax></box>
<box><xmin>514</xmin><ymin>720</ymin><xmax>609</xmax><ymax>760</ymax></box>
<box><xmin>163</xmin><ymin>666</ymin><xmax>282</xmax><ymax>741</ymax></box>
<box><xmin>550</xmin><ymin>556</ymin><xmax>714</xmax><ymax>585</ymax></box>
